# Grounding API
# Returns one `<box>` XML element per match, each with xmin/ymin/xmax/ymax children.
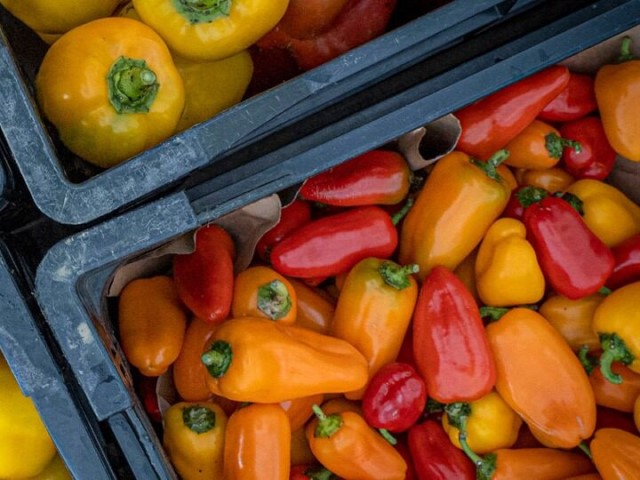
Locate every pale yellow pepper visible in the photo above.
<box><xmin>0</xmin><ymin>355</ymin><xmax>57</xmax><ymax>478</ymax></box>
<box><xmin>24</xmin><ymin>454</ymin><xmax>72</xmax><ymax>480</ymax></box>
<box><xmin>567</xmin><ymin>179</ymin><xmax>640</xmax><ymax>247</ymax></box>
<box><xmin>475</xmin><ymin>217</ymin><xmax>545</xmax><ymax>306</ymax></box>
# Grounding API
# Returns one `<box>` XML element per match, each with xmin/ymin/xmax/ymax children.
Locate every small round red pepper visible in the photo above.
<box><xmin>559</xmin><ymin>116</ymin><xmax>617</xmax><ymax>180</ymax></box>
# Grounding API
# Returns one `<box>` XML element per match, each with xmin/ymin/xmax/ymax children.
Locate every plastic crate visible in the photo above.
<box><xmin>27</xmin><ymin>0</ymin><xmax>640</xmax><ymax>477</ymax></box>
<box><xmin>0</xmin><ymin>0</ymin><xmax>548</xmax><ymax>226</ymax></box>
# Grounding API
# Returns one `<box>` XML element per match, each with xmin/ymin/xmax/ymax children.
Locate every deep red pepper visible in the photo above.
<box><xmin>137</xmin><ymin>375</ymin><xmax>162</xmax><ymax>424</ymax></box>
<box><xmin>269</xmin><ymin>205</ymin><xmax>403</xmax><ymax>279</ymax></box>
<box><xmin>538</xmin><ymin>71</ymin><xmax>598</xmax><ymax>122</ymax></box>
<box><xmin>522</xmin><ymin>195</ymin><xmax>615</xmax><ymax>299</ymax></box>
<box><xmin>412</xmin><ymin>266</ymin><xmax>496</xmax><ymax>403</ymax></box>
<box><xmin>606</xmin><ymin>233</ymin><xmax>640</xmax><ymax>290</ymax></box>
<box><xmin>256</xmin><ymin>200</ymin><xmax>312</xmax><ymax>263</ymax></box>
<box><xmin>172</xmin><ymin>224</ymin><xmax>236</xmax><ymax>323</ymax></box>
<box><xmin>456</xmin><ymin>65</ymin><xmax>570</xmax><ymax>160</ymax></box>
<box><xmin>258</xmin><ymin>0</ymin><xmax>398</xmax><ymax>71</ymax></box>
<box><xmin>290</xmin><ymin>465</ymin><xmax>340</xmax><ymax>480</ymax></box>
<box><xmin>559</xmin><ymin>116</ymin><xmax>616</xmax><ymax>180</ymax></box>
<box><xmin>299</xmin><ymin>150</ymin><xmax>411</xmax><ymax>207</ymax></box>
<box><xmin>407</xmin><ymin>420</ymin><xmax>475</xmax><ymax>480</ymax></box>
<box><xmin>502</xmin><ymin>185</ymin><xmax>549</xmax><ymax>220</ymax></box>
<box><xmin>362</xmin><ymin>362</ymin><xmax>427</xmax><ymax>433</ymax></box>
<box><xmin>395</xmin><ymin>438</ymin><xmax>418</xmax><ymax>480</ymax></box>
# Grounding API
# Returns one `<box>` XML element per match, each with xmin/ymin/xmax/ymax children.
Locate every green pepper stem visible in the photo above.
<box><xmin>311</xmin><ymin>404</ymin><xmax>343</xmax><ymax>438</ymax></box>
<box><xmin>578</xmin><ymin>441</ymin><xmax>593</xmax><ymax>460</ymax></box>
<box><xmin>201</xmin><ymin>340</ymin><xmax>233</xmax><ymax>378</ymax></box>
<box><xmin>182</xmin><ymin>405</ymin><xmax>216</xmax><ymax>434</ymax></box>
<box><xmin>378</xmin><ymin>428</ymin><xmax>398</xmax><ymax>445</ymax></box>
<box><xmin>578</xmin><ymin>345</ymin><xmax>598</xmax><ymax>376</ymax></box>
<box><xmin>391</xmin><ymin>197</ymin><xmax>414</xmax><ymax>225</ymax></box>
<box><xmin>379</xmin><ymin>261</ymin><xmax>419</xmax><ymax>290</ymax></box>
<box><xmin>618</xmin><ymin>36</ymin><xmax>635</xmax><ymax>63</ymax></box>
<box><xmin>515</xmin><ymin>186</ymin><xmax>548</xmax><ymax>209</ymax></box>
<box><xmin>257</xmin><ymin>279</ymin><xmax>292</xmax><ymax>320</ymax></box>
<box><xmin>545</xmin><ymin>132</ymin><xmax>582</xmax><ymax>159</ymax></box>
<box><xmin>304</xmin><ymin>466</ymin><xmax>338</xmax><ymax>480</ymax></box>
<box><xmin>555</xmin><ymin>192</ymin><xmax>585</xmax><ymax>216</ymax></box>
<box><xmin>173</xmin><ymin>0</ymin><xmax>231</xmax><ymax>23</ymax></box>
<box><xmin>479</xmin><ymin>306</ymin><xmax>510</xmax><ymax>322</ymax></box>
<box><xmin>471</xmin><ymin>149</ymin><xmax>510</xmax><ymax>182</ymax></box>
<box><xmin>598</xmin><ymin>333</ymin><xmax>635</xmax><ymax>384</ymax></box>
<box><xmin>107</xmin><ymin>56</ymin><xmax>159</xmax><ymax>114</ymax></box>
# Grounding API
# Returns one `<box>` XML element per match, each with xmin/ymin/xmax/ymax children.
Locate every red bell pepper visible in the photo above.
<box><xmin>607</xmin><ymin>233</ymin><xmax>640</xmax><ymax>289</ymax></box>
<box><xmin>270</xmin><ymin>205</ymin><xmax>406</xmax><ymax>279</ymax></box>
<box><xmin>362</xmin><ymin>362</ymin><xmax>427</xmax><ymax>433</ymax></box>
<box><xmin>299</xmin><ymin>150</ymin><xmax>411</xmax><ymax>207</ymax></box>
<box><xmin>290</xmin><ymin>465</ymin><xmax>339</xmax><ymax>480</ymax></box>
<box><xmin>256</xmin><ymin>200</ymin><xmax>312</xmax><ymax>263</ymax></box>
<box><xmin>412</xmin><ymin>266</ymin><xmax>496</xmax><ymax>403</ymax></box>
<box><xmin>407</xmin><ymin>420</ymin><xmax>475</xmax><ymax>480</ymax></box>
<box><xmin>538</xmin><ymin>71</ymin><xmax>597</xmax><ymax>122</ymax></box>
<box><xmin>559</xmin><ymin>116</ymin><xmax>617</xmax><ymax>180</ymax></box>
<box><xmin>522</xmin><ymin>195</ymin><xmax>615</xmax><ymax>299</ymax></box>
<box><xmin>456</xmin><ymin>65</ymin><xmax>570</xmax><ymax>160</ymax></box>
<box><xmin>172</xmin><ymin>225</ymin><xmax>236</xmax><ymax>323</ymax></box>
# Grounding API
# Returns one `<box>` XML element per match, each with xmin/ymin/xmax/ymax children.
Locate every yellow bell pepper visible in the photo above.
<box><xmin>442</xmin><ymin>390</ymin><xmax>523</xmax><ymax>454</ymax></box>
<box><xmin>0</xmin><ymin>355</ymin><xmax>57</xmax><ymax>478</ymax></box>
<box><xmin>132</xmin><ymin>0</ymin><xmax>290</xmax><ymax>62</ymax></box>
<box><xmin>567</xmin><ymin>179</ymin><xmax>640</xmax><ymax>247</ymax></box>
<box><xmin>24</xmin><ymin>454</ymin><xmax>72</xmax><ymax>480</ymax></box>
<box><xmin>0</xmin><ymin>0</ymin><xmax>120</xmax><ymax>35</ymax></box>
<box><xmin>163</xmin><ymin>401</ymin><xmax>227</xmax><ymax>480</ymax></box>
<box><xmin>35</xmin><ymin>17</ymin><xmax>185</xmax><ymax>168</ymax></box>
<box><xmin>475</xmin><ymin>217</ymin><xmax>545</xmax><ymax>306</ymax></box>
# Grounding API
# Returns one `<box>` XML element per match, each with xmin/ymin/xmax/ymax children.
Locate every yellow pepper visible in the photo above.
<box><xmin>567</xmin><ymin>179</ymin><xmax>640</xmax><ymax>247</ymax></box>
<box><xmin>201</xmin><ymin>317</ymin><xmax>368</xmax><ymax>403</ymax></box>
<box><xmin>475</xmin><ymin>218</ymin><xmax>545</xmax><ymax>306</ymax></box>
<box><xmin>132</xmin><ymin>0</ymin><xmax>290</xmax><ymax>62</ymax></box>
<box><xmin>24</xmin><ymin>454</ymin><xmax>72</xmax><ymax>480</ymax></box>
<box><xmin>0</xmin><ymin>0</ymin><xmax>120</xmax><ymax>35</ymax></box>
<box><xmin>0</xmin><ymin>354</ymin><xmax>57</xmax><ymax>478</ymax></box>
<box><xmin>163</xmin><ymin>401</ymin><xmax>227</xmax><ymax>480</ymax></box>
<box><xmin>35</xmin><ymin>17</ymin><xmax>185</xmax><ymax>168</ymax></box>
<box><xmin>442</xmin><ymin>390</ymin><xmax>523</xmax><ymax>454</ymax></box>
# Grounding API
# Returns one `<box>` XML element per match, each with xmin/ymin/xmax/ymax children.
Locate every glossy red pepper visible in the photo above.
<box><xmin>407</xmin><ymin>420</ymin><xmax>475</xmax><ymax>480</ymax></box>
<box><xmin>289</xmin><ymin>465</ymin><xmax>339</xmax><ymax>480</ymax></box>
<box><xmin>538</xmin><ymin>71</ymin><xmax>597</xmax><ymax>122</ymax></box>
<box><xmin>256</xmin><ymin>200</ymin><xmax>312</xmax><ymax>263</ymax></box>
<box><xmin>362</xmin><ymin>362</ymin><xmax>427</xmax><ymax>433</ymax></box>
<box><xmin>456</xmin><ymin>65</ymin><xmax>570</xmax><ymax>160</ymax></box>
<box><xmin>412</xmin><ymin>266</ymin><xmax>496</xmax><ymax>403</ymax></box>
<box><xmin>173</xmin><ymin>224</ymin><xmax>236</xmax><ymax>323</ymax></box>
<box><xmin>522</xmin><ymin>195</ymin><xmax>615</xmax><ymax>299</ymax></box>
<box><xmin>299</xmin><ymin>150</ymin><xmax>411</xmax><ymax>207</ymax></box>
<box><xmin>395</xmin><ymin>438</ymin><xmax>418</xmax><ymax>480</ymax></box>
<box><xmin>137</xmin><ymin>375</ymin><xmax>162</xmax><ymax>423</ymax></box>
<box><xmin>270</xmin><ymin>205</ymin><xmax>404</xmax><ymax>279</ymax></box>
<box><xmin>606</xmin><ymin>233</ymin><xmax>640</xmax><ymax>290</ymax></box>
<box><xmin>559</xmin><ymin>116</ymin><xmax>617</xmax><ymax>180</ymax></box>
<box><xmin>503</xmin><ymin>185</ymin><xmax>549</xmax><ymax>220</ymax></box>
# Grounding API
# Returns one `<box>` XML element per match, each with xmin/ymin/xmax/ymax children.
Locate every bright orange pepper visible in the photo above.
<box><xmin>280</xmin><ymin>394</ymin><xmax>324</xmax><ymax>431</ymax></box>
<box><xmin>232</xmin><ymin>266</ymin><xmax>297</xmax><ymax>324</ymax></box>
<box><xmin>305</xmin><ymin>404</ymin><xmax>406</xmax><ymax>480</ymax></box>
<box><xmin>287</xmin><ymin>278</ymin><xmax>335</xmax><ymax>334</ymax></box>
<box><xmin>200</xmin><ymin>317</ymin><xmax>368</xmax><ymax>403</ymax></box>
<box><xmin>518</xmin><ymin>166</ymin><xmax>575</xmax><ymax>192</ymax></box>
<box><xmin>173</xmin><ymin>317</ymin><xmax>217</xmax><ymax>401</ymax></box>
<box><xmin>589</xmin><ymin>361</ymin><xmax>640</xmax><ymax>413</ymax></box>
<box><xmin>330</xmin><ymin>257</ymin><xmax>418</xmax><ymax>399</ymax></box>
<box><xmin>118</xmin><ymin>276</ymin><xmax>188</xmax><ymax>376</ymax></box>
<box><xmin>399</xmin><ymin>150</ymin><xmax>514</xmax><ymax>280</ymax></box>
<box><xmin>223</xmin><ymin>403</ymin><xmax>291</xmax><ymax>480</ymax></box>
<box><xmin>591</xmin><ymin>428</ymin><xmax>640</xmax><ymax>479</ymax></box>
<box><xmin>486</xmin><ymin>308</ymin><xmax>596</xmax><ymax>449</ymax></box>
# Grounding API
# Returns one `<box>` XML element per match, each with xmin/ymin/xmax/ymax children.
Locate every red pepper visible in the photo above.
<box><xmin>173</xmin><ymin>225</ymin><xmax>236</xmax><ymax>323</ymax></box>
<box><xmin>362</xmin><ymin>362</ymin><xmax>427</xmax><ymax>433</ymax></box>
<box><xmin>559</xmin><ymin>116</ymin><xmax>617</xmax><ymax>180</ymax></box>
<box><xmin>412</xmin><ymin>266</ymin><xmax>496</xmax><ymax>403</ymax></box>
<box><xmin>395</xmin><ymin>438</ymin><xmax>418</xmax><ymax>480</ymax></box>
<box><xmin>456</xmin><ymin>65</ymin><xmax>570</xmax><ymax>160</ymax></box>
<box><xmin>407</xmin><ymin>420</ymin><xmax>475</xmax><ymax>480</ymax></box>
<box><xmin>502</xmin><ymin>185</ymin><xmax>549</xmax><ymax>220</ymax></box>
<box><xmin>290</xmin><ymin>465</ymin><xmax>340</xmax><ymax>480</ymax></box>
<box><xmin>258</xmin><ymin>0</ymin><xmax>397</xmax><ymax>71</ymax></box>
<box><xmin>606</xmin><ymin>233</ymin><xmax>640</xmax><ymax>290</ymax></box>
<box><xmin>270</xmin><ymin>205</ymin><xmax>405</xmax><ymax>279</ymax></box>
<box><xmin>538</xmin><ymin>71</ymin><xmax>598</xmax><ymax>122</ymax></box>
<box><xmin>137</xmin><ymin>375</ymin><xmax>162</xmax><ymax>424</ymax></box>
<box><xmin>256</xmin><ymin>200</ymin><xmax>312</xmax><ymax>263</ymax></box>
<box><xmin>522</xmin><ymin>195</ymin><xmax>614</xmax><ymax>299</ymax></box>
<box><xmin>299</xmin><ymin>150</ymin><xmax>411</xmax><ymax>207</ymax></box>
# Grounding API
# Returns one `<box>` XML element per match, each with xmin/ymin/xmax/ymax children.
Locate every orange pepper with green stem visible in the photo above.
<box><xmin>118</xmin><ymin>276</ymin><xmax>188</xmax><ymax>376</ymax></box>
<box><xmin>173</xmin><ymin>317</ymin><xmax>217</xmax><ymax>402</ymax></box>
<box><xmin>223</xmin><ymin>403</ymin><xmax>291</xmax><ymax>480</ymax></box>
<box><xmin>330</xmin><ymin>257</ymin><xmax>419</xmax><ymax>399</ymax></box>
<box><xmin>591</xmin><ymin>428</ymin><xmax>640</xmax><ymax>479</ymax></box>
<box><xmin>280</xmin><ymin>394</ymin><xmax>324</xmax><ymax>431</ymax></box>
<box><xmin>200</xmin><ymin>317</ymin><xmax>368</xmax><ymax>403</ymax></box>
<box><xmin>399</xmin><ymin>149</ymin><xmax>515</xmax><ymax>280</ymax></box>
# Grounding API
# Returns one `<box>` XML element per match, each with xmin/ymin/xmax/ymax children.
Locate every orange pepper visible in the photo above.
<box><xmin>486</xmin><ymin>308</ymin><xmax>596</xmax><ymax>449</ymax></box>
<box><xmin>330</xmin><ymin>257</ymin><xmax>419</xmax><ymax>399</ymax></box>
<box><xmin>280</xmin><ymin>394</ymin><xmax>325</xmax><ymax>431</ymax></box>
<box><xmin>118</xmin><ymin>276</ymin><xmax>187</xmax><ymax>376</ymax></box>
<box><xmin>290</xmin><ymin>427</ymin><xmax>316</xmax><ymax>466</ymax></box>
<box><xmin>634</xmin><ymin>395</ymin><xmax>640</xmax><ymax>432</ymax></box>
<box><xmin>223</xmin><ymin>403</ymin><xmax>291</xmax><ymax>480</ymax></box>
<box><xmin>305</xmin><ymin>404</ymin><xmax>406</xmax><ymax>480</ymax></box>
<box><xmin>504</xmin><ymin>119</ymin><xmax>581</xmax><ymax>170</ymax></box>
<box><xmin>232</xmin><ymin>265</ymin><xmax>297</xmax><ymax>324</ymax></box>
<box><xmin>538</xmin><ymin>293</ymin><xmax>604</xmax><ymax>352</ymax></box>
<box><xmin>591</xmin><ymin>428</ymin><xmax>640</xmax><ymax>479</ymax></box>
<box><xmin>589</xmin><ymin>362</ymin><xmax>640</xmax><ymax>413</ymax></box>
<box><xmin>200</xmin><ymin>317</ymin><xmax>368</xmax><ymax>403</ymax></box>
<box><xmin>564</xmin><ymin>475</ymin><xmax>603</xmax><ymax>480</ymax></box>
<box><xmin>173</xmin><ymin>317</ymin><xmax>217</xmax><ymax>401</ymax></box>
<box><xmin>517</xmin><ymin>166</ymin><xmax>575</xmax><ymax>192</ymax></box>
<box><xmin>287</xmin><ymin>278</ymin><xmax>335</xmax><ymax>334</ymax></box>
<box><xmin>454</xmin><ymin>248</ymin><xmax>480</xmax><ymax>304</ymax></box>
<box><xmin>399</xmin><ymin>150</ymin><xmax>514</xmax><ymax>280</ymax></box>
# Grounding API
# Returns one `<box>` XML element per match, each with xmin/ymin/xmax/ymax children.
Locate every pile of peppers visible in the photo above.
<box><xmin>115</xmin><ymin>37</ymin><xmax>640</xmax><ymax>480</ymax></box>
